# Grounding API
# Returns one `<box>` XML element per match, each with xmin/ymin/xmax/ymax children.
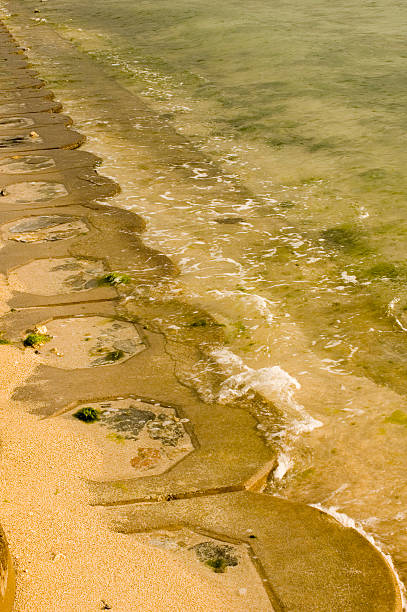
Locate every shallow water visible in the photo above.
<box><xmin>5</xmin><ymin>0</ymin><xmax>407</xmax><ymax>588</ymax></box>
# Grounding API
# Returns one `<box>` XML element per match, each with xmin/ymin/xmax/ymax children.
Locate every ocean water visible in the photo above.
<box><xmin>5</xmin><ymin>0</ymin><xmax>407</xmax><ymax>587</ymax></box>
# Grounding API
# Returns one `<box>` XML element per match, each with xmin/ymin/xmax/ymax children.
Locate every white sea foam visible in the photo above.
<box><xmin>311</xmin><ymin>504</ymin><xmax>407</xmax><ymax>610</ymax></box>
<box><xmin>211</xmin><ymin>348</ymin><xmax>323</xmax><ymax>445</ymax></box>
<box><xmin>273</xmin><ymin>452</ymin><xmax>294</xmax><ymax>480</ymax></box>
<box><xmin>388</xmin><ymin>297</ymin><xmax>407</xmax><ymax>332</ymax></box>
<box><xmin>358</xmin><ymin>206</ymin><xmax>370</xmax><ymax>219</ymax></box>
<box><xmin>211</xmin><ymin>347</ymin><xmax>244</xmax><ymax>369</ymax></box>
<box><xmin>242</xmin><ymin>294</ymin><xmax>276</xmax><ymax>325</ymax></box>
<box><xmin>210</xmin><ymin>348</ymin><xmax>322</xmax><ymax>485</ymax></box>
<box><xmin>341</xmin><ymin>271</ymin><xmax>357</xmax><ymax>284</ymax></box>
<box><xmin>207</xmin><ymin>289</ymin><xmax>277</xmax><ymax>325</ymax></box>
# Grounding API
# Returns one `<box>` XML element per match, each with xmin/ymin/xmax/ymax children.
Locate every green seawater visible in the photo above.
<box><xmin>31</xmin><ymin>0</ymin><xmax>407</xmax><ymax>395</ymax></box>
<box><xmin>7</xmin><ymin>0</ymin><xmax>407</xmax><ymax>586</ymax></box>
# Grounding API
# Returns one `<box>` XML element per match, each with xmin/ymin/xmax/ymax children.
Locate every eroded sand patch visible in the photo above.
<box><xmin>9</xmin><ymin>257</ymin><xmax>104</xmax><ymax>295</ymax></box>
<box><xmin>0</xmin><ymin>181</ymin><xmax>67</xmax><ymax>203</ymax></box>
<box><xmin>0</xmin><ymin>154</ymin><xmax>56</xmax><ymax>173</ymax></box>
<box><xmin>2</xmin><ymin>215</ymin><xmax>89</xmax><ymax>243</ymax></box>
<box><xmin>60</xmin><ymin>397</ymin><xmax>194</xmax><ymax>480</ymax></box>
<box><xmin>0</xmin><ymin>134</ymin><xmax>43</xmax><ymax>148</ymax></box>
<box><xmin>31</xmin><ymin>315</ymin><xmax>145</xmax><ymax>368</ymax></box>
<box><xmin>133</xmin><ymin>528</ymin><xmax>273</xmax><ymax>610</ymax></box>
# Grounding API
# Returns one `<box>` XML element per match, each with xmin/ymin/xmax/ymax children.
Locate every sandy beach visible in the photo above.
<box><xmin>0</xmin><ymin>344</ymin><xmax>252</xmax><ymax>611</ymax></box>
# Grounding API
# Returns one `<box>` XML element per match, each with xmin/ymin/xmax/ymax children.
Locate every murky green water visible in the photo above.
<box><xmin>5</xmin><ymin>0</ymin><xmax>407</xmax><ymax>589</ymax></box>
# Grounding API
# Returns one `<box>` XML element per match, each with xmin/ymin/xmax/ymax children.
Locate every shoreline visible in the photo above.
<box><xmin>0</xmin><ymin>15</ymin><xmax>403</xmax><ymax>612</ymax></box>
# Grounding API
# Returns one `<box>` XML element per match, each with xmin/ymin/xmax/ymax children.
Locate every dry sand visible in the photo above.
<box><xmin>0</xmin><ymin>289</ymin><xmax>250</xmax><ymax>610</ymax></box>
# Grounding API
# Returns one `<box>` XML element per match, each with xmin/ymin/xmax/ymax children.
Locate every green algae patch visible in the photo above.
<box><xmin>189</xmin><ymin>317</ymin><xmax>224</xmax><ymax>329</ymax></box>
<box><xmin>104</xmin><ymin>349</ymin><xmax>125</xmax><ymax>362</ymax></box>
<box><xmin>0</xmin><ymin>335</ymin><xmax>10</xmax><ymax>345</ymax></box>
<box><xmin>205</xmin><ymin>558</ymin><xmax>229</xmax><ymax>573</ymax></box>
<box><xmin>300</xmin><ymin>175</ymin><xmax>325</xmax><ymax>184</ymax></box>
<box><xmin>235</xmin><ymin>320</ymin><xmax>247</xmax><ymax>334</ymax></box>
<box><xmin>359</xmin><ymin>168</ymin><xmax>387</xmax><ymax>181</ymax></box>
<box><xmin>73</xmin><ymin>406</ymin><xmax>101</xmax><ymax>423</ymax></box>
<box><xmin>23</xmin><ymin>332</ymin><xmax>51</xmax><ymax>347</ymax></box>
<box><xmin>366</xmin><ymin>262</ymin><xmax>405</xmax><ymax>280</ymax></box>
<box><xmin>321</xmin><ymin>225</ymin><xmax>368</xmax><ymax>254</ymax></box>
<box><xmin>193</xmin><ymin>541</ymin><xmax>238</xmax><ymax>574</ymax></box>
<box><xmin>385</xmin><ymin>410</ymin><xmax>407</xmax><ymax>426</ymax></box>
<box><xmin>99</xmin><ymin>272</ymin><xmax>132</xmax><ymax>286</ymax></box>
<box><xmin>189</xmin><ymin>319</ymin><xmax>208</xmax><ymax>328</ymax></box>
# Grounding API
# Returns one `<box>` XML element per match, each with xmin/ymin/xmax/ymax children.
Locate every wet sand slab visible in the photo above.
<box><xmin>0</xmin><ymin>15</ymin><xmax>402</xmax><ymax>612</ymax></box>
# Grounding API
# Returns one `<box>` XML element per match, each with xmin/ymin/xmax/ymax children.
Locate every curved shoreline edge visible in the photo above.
<box><xmin>0</xmin><ymin>15</ymin><xmax>403</xmax><ymax>612</ymax></box>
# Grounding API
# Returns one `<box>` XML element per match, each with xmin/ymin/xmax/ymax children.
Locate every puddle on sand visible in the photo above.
<box><xmin>0</xmin><ymin>133</ymin><xmax>43</xmax><ymax>148</ymax></box>
<box><xmin>0</xmin><ymin>154</ymin><xmax>56</xmax><ymax>173</ymax></box>
<box><xmin>61</xmin><ymin>397</ymin><xmax>194</xmax><ymax>480</ymax></box>
<box><xmin>2</xmin><ymin>215</ymin><xmax>89</xmax><ymax>243</ymax></box>
<box><xmin>31</xmin><ymin>316</ymin><xmax>145</xmax><ymax>368</ymax></box>
<box><xmin>0</xmin><ymin>181</ymin><xmax>68</xmax><ymax>203</ymax></box>
<box><xmin>8</xmin><ymin>257</ymin><xmax>105</xmax><ymax>295</ymax></box>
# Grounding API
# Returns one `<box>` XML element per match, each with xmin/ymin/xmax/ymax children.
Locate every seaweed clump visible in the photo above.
<box><xmin>193</xmin><ymin>541</ymin><xmax>238</xmax><ymax>574</ymax></box>
<box><xmin>321</xmin><ymin>225</ymin><xmax>367</xmax><ymax>254</ymax></box>
<box><xmin>206</xmin><ymin>558</ymin><xmax>229</xmax><ymax>573</ymax></box>
<box><xmin>90</xmin><ymin>348</ymin><xmax>126</xmax><ymax>367</ymax></box>
<box><xmin>73</xmin><ymin>406</ymin><xmax>101</xmax><ymax>423</ymax></box>
<box><xmin>23</xmin><ymin>332</ymin><xmax>51</xmax><ymax>347</ymax></box>
<box><xmin>104</xmin><ymin>349</ymin><xmax>125</xmax><ymax>362</ymax></box>
<box><xmin>189</xmin><ymin>317</ymin><xmax>224</xmax><ymax>329</ymax></box>
<box><xmin>366</xmin><ymin>262</ymin><xmax>402</xmax><ymax>280</ymax></box>
<box><xmin>359</xmin><ymin>168</ymin><xmax>387</xmax><ymax>181</ymax></box>
<box><xmin>99</xmin><ymin>272</ymin><xmax>132</xmax><ymax>286</ymax></box>
<box><xmin>190</xmin><ymin>319</ymin><xmax>208</xmax><ymax>328</ymax></box>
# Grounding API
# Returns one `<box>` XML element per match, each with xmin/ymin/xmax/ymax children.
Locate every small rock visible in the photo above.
<box><xmin>238</xmin><ymin>588</ymin><xmax>247</xmax><ymax>596</ymax></box>
<box><xmin>29</xmin><ymin>131</ymin><xmax>39</xmax><ymax>139</ymax></box>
